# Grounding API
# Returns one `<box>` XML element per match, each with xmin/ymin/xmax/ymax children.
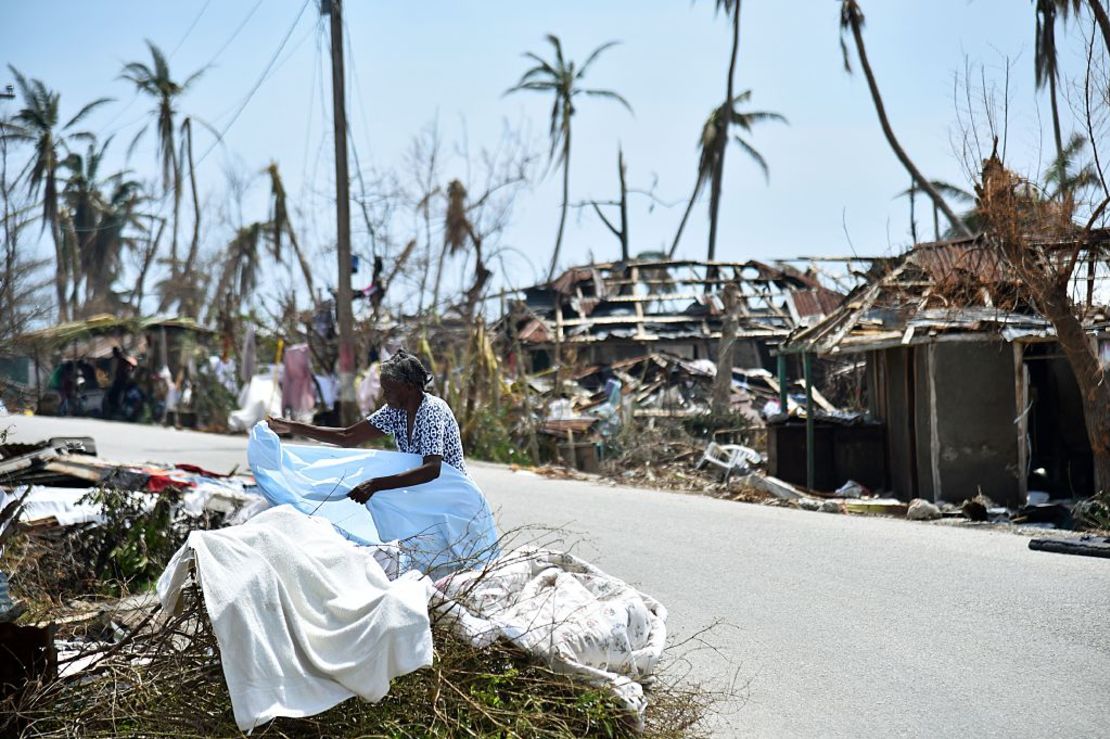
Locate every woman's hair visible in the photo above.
<box><xmin>380</xmin><ymin>349</ymin><xmax>431</xmax><ymax>389</ymax></box>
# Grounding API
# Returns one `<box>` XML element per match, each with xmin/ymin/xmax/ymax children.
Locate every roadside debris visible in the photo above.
<box><xmin>907</xmin><ymin>499</ymin><xmax>942</xmax><ymax>521</ymax></box>
<box><xmin>1028</xmin><ymin>535</ymin><xmax>1110</xmax><ymax>559</ymax></box>
<box><xmin>0</xmin><ymin>434</ymin><xmax>691</xmax><ymax>736</ymax></box>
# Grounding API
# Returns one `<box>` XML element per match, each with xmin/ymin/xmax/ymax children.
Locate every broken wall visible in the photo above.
<box><xmin>921</xmin><ymin>341</ymin><xmax>1021</xmax><ymax>507</ymax></box>
<box><xmin>869</xmin><ymin>340</ymin><xmax>1022</xmax><ymax>506</ymax></box>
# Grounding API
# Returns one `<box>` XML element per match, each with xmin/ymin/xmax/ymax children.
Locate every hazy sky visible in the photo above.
<box><xmin>3</xmin><ymin>1</ymin><xmax>1102</xmax><ymax>311</ymax></box>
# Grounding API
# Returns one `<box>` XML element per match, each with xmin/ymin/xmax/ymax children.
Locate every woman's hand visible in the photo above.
<box><xmin>267</xmin><ymin>416</ymin><xmax>293</xmax><ymax>434</ymax></box>
<box><xmin>348</xmin><ymin>478</ymin><xmax>381</xmax><ymax>504</ymax></box>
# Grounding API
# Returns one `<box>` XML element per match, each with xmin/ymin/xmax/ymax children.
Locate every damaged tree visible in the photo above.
<box><xmin>977</xmin><ymin>147</ymin><xmax>1110</xmax><ymax>499</ymax></box>
<box><xmin>839</xmin><ymin>0</ymin><xmax>972</xmax><ymax>238</ymax></box>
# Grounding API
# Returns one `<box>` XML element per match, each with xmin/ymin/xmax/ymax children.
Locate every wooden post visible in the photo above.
<box><xmin>327</xmin><ymin>0</ymin><xmax>356</xmax><ymax>425</ymax></box>
<box><xmin>712</xmin><ymin>283</ymin><xmax>738</xmax><ymax>416</ymax></box>
<box><xmin>1014</xmin><ymin>342</ymin><xmax>1029</xmax><ymax>504</ymax></box>
<box><xmin>804</xmin><ymin>351</ymin><xmax>815</xmax><ymax>491</ymax></box>
<box><xmin>928</xmin><ymin>343</ymin><xmax>942</xmax><ymax>502</ymax></box>
<box><xmin>777</xmin><ymin>351</ymin><xmax>788</xmax><ymax>415</ymax></box>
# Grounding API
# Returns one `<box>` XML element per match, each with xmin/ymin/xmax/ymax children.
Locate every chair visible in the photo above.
<box><xmin>695</xmin><ymin>442</ymin><xmax>763</xmax><ymax>483</ymax></box>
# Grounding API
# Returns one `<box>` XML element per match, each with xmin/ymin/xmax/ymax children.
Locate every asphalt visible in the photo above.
<box><xmin>5</xmin><ymin>415</ymin><xmax>1110</xmax><ymax>737</ymax></box>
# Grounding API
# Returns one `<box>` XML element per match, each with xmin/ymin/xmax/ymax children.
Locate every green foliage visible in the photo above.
<box><xmin>190</xmin><ymin>366</ymin><xmax>237</xmax><ymax>430</ymax></box>
<box><xmin>465</xmin><ymin>403</ymin><xmax>535</xmax><ymax>466</ymax></box>
<box><xmin>75</xmin><ymin>487</ymin><xmax>186</xmax><ymax>594</ymax></box>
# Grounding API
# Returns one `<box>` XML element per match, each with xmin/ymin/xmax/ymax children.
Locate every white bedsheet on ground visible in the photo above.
<box><xmin>157</xmin><ymin>506</ymin><xmax>434</xmax><ymax>733</ymax></box>
<box><xmin>434</xmin><ymin>547</ymin><xmax>668</xmax><ymax>722</ymax></box>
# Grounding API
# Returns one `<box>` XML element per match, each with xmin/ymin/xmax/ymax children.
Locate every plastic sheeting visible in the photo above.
<box><xmin>248</xmin><ymin>422</ymin><xmax>499</xmax><ymax>577</ymax></box>
<box><xmin>434</xmin><ymin>547</ymin><xmax>668</xmax><ymax>724</ymax></box>
<box><xmin>228</xmin><ymin>371</ymin><xmax>281</xmax><ymax>432</ymax></box>
<box><xmin>157</xmin><ymin>506</ymin><xmax>434</xmax><ymax>732</ymax></box>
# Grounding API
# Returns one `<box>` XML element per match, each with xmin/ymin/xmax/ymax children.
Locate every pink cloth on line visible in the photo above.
<box><xmin>281</xmin><ymin>343</ymin><xmax>316</xmax><ymax>416</ymax></box>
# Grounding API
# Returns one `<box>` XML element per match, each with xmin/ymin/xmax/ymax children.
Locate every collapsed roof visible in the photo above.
<box><xmin>781</xmin><ymin>234</ymin><xmax>1110</xmax><ymax>355</ymax></box>
<box><xmin>514</xmin><ymin>259</ymin><xmax>844</xmax><ymax>347</ymax></box>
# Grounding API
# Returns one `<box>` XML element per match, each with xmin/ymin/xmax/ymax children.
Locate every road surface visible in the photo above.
<box><xmin>5</xmin><ymin>415</ymin><xmax>1109</xmax><ymax>737</ymax></box>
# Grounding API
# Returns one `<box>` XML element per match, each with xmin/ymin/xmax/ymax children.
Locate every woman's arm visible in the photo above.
<box><xmin>267</xmin><ymin>416</ymin><xmax>384</xmax><ymax>447</ymax></box>
<box><xmin>347</xmin><ymin>455</ymin><xmax>442</xmax><ymax>503</ymax></box>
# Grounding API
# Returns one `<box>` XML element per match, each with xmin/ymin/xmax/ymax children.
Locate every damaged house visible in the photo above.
<box><xmin>510</xmin><ymin>258</ymin><xmax>843</xmax><ymax>371</ymax></box>
<box><xmin>778</xmin><ymin>236</ymin><xmax>1109</xmax><ymax>508</ymax></box>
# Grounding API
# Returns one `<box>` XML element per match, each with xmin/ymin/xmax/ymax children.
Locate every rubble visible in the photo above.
<box><xmin>907</xmin><ymin>499</ymin><xmax>942</xmax><ymax>521</ymax></box>
<box><xmin>1028</xmin><ymin>535</ymin><xmax>1110</xmax><ymax>559</ymax></box>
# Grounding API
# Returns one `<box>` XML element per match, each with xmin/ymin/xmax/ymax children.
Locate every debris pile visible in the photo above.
<box><xmin>0</xmin><ymin>436</ymin><xmax>708</xmax><ymax>737</ymax></box>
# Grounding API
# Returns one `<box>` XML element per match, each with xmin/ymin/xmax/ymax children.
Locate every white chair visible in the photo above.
<box><xmin>696</xmin><ymin>442</ymin><xmax>763</xmax><ymax>482</ymax></box>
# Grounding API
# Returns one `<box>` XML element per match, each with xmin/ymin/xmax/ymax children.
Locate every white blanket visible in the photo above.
<box><xmin>157</xmin><ymin>506</ymin><xmax>434</xmax><ymax>732</ymax></box>
<box><xmin>434</xmin><ymin>547</ymin><xmax>668</xmax><ymax>722</ymax></box>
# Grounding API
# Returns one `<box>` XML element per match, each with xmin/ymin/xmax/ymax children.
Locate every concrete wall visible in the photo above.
<box><xmin>929</xmin><ymin>340</ymin><xmax>1022</xmax><ymax>507</ymax></box>
<box><xmin>868</xmin><ymin>340</ymin><xmax>1022</xmax><ymax>506</ymax></box>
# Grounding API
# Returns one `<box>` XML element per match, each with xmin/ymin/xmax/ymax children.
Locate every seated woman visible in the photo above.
<box><xmin>267</xmin><ymin>351</ymin><xmax>467</xmax><ymax>506</ymax></box>
<box><xmin>261</xmin><ymin>350</ymin><xmax>497</xmax><ymax>576</ymax></box>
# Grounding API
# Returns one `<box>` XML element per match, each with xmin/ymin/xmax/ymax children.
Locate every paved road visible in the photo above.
<box><xmin>6</xmin><ymin>415</ymin><xmax>1110</xmax><ymax>737</ymax></box>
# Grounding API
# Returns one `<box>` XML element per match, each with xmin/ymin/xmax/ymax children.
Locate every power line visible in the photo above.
<box><xmin>169</xmin><ymin>0</ymin><xmax>212</xmax><ymax>59</ymax></box>
<box><xmin>97</xmin><ymin>1</ymin><xmax>264</xmax><ymax>146</ymax></box>
<box><xmin>196</xmin><ymin>0</ymin><xmax>312</xmax><ymax>165</ymax></box>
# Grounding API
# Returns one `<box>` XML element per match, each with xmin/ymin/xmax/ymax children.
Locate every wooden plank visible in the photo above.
<box><xmin>796</xmin><ymin>379</ymin><xmax>837</xmax><ymax>413</ymax></box>
<box><xmin>928</xmin><ymin>343</ymin><xmax>943</xmax><ymax>503</ymax></box>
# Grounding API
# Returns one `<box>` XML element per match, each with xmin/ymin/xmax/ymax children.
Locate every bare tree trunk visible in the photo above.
<box><xmin>909</xmin><ymin>178</ymin><xmax>918</xmax><ymax>243</ymax></box>
<box><xmin>180</xmin><ymin>119</ymin><xmax>202</xmax><ymax>316</ymax></box>
<box><xmin>618</xmin><ymin>148</ymin><xmax>629</xmax><ymax>262</ymax></box>
<box><xmin>1</xmin><ymin>138</ymin><xmax>12</xmax><ymax>336</ymax></box>
<box><xmin>432</xmin><ymin>241</ymin><xmax>449</xmax><ymax>319</ymax></box>
<box><xmin>159</xmin><ymin>147</ymin><xmax>183</xmax><ymax>312</ymax></box>
<box><xmin>548</xmin><ymin>125</ymin><xmax>571</xmax><ymax>283</ymax></box>
<box><xmin>1087</xmin><ymin>0</ymin><xmax>1110</xmax><ymax>57</ymax></box>
<box><xmin>63</xmin><ymin>212</ymin><xmax>80</xmax><ymax>319</ymax></box>
<box><xmin>286</xmin><ymin>222</ymin><xmax>317</xmax><ymax>303</ymax></box>
<box><xmin>135</xmin><ymin>216</ymin><xmax>166</xmax><ymax>315</ymax></box>
<box><xmin>1049</xmin><ymin>69</ymin><xmax>1064</xmax><ymax>163</ymax></box>
<box><xmin>417</xmin><ymin>199</ymin><xmax>433</xmax><ymax>315</ymax></box>
<box><xmin>848</xmin><ymin>14</ymin><xmax>972</xmax><ymax>238</ymax></box>
<box><xmin>708</xmin><ymin>4</ymin><xmax>741</xmax><ymax>265</ymax></box>
<box><xmin>712</xmin><ymin>283</ymin><xmax>739</xmax><ymax>416</ymax></box>
<box><xmin>1037</xmin><ymin>282</ymin><xmax>1110</xmax><ymax>495</ymax></box>
<box><xmin>51</xmin><ymin>216</ymin><xmax>68</xmax><ymax>323</ymax></box>
<box><xmin>669</xmin><ymin>179</ymin><xmax>702</xmax><ymax>258</ymax></box>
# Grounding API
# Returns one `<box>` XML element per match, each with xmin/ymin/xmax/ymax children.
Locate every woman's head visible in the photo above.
<box><xmin>379</xmin><ymin>350</ymin><xmax>430</xmax><ymax>407</ymax></box>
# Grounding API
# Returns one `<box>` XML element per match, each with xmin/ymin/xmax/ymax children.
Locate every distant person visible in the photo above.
<box><xmin>268</xmin><ymin>350</ymin><xmax>465</xmax><ymax>503</ymax></box>
<box><xmin>104</xmin><ymin>346</ymin><xmax>136</xmax><ymax>419</ymax></box>
<box><xmin>58</xmin><ymin>363</ymin><xmax>77</xmax><ymax>416</ymax></box>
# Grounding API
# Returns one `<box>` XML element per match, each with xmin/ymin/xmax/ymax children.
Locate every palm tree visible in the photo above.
<box><xmin>669</xmin><ymin>91</ymin><xmax>785</xmax><ymax>257</ymax></box>
<box><xmin>120</xmin><ymin>41</ymin><xmax>203</xmax><ymax>291</ymax></box>
<box><xmin>265</xmin><ymin>162</ymin><xmax>316</xmax><ymax>300</ymax></box>
<box><xmin>61</xmin><ymin>139</ymin><xmax>146</xmax><ymax>315</ymax></box>
<box><xmin>1034</xmin><ymin>1</ymin><xmax>1082</xmax><ymax>162</ymax></box>
<box><xmin>210</xmin><ymin>221</ymin><xmax>269</xmax><ymax>323</ymax></box>
<box><xmin>1</xmin><ymin>66</ymin><xmax>110</xmax><ymax>321</ymax></box>
<box><xmin>507</xmin><ymin>34</ymin><xmax>631</xmax><ymax>281</ymax></box>
<box><xmin>702</xmin><ymin>0</ymin><xmax>742</xmax><ymax>264</ymax></box>
<box><xmin>60</xmin><ymin>137</ymin><xmax>110</xmax><ymax>308</ymax></box>
<box><xmin>839</xmin><ymin>1</ymin><xmax>972</xmax><ymax>238</ymax></box>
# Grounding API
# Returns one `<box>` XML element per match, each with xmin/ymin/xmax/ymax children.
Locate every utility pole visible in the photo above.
<box><xmin>324</xmin><ymin>0</ymin><xmax>356</xmax><ymax>424</ymax></box>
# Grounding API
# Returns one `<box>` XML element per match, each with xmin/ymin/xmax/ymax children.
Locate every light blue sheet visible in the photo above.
<box><xmin>248</xmin><ymin>422</ymin><xmax>499</xmax><ymax>576</ymax></box>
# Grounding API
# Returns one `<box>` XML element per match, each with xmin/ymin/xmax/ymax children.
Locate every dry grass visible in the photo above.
<box><xmin>1</xmin><ymin>514</ymin><xmax>720</xmax><ymax>738</ymax></box>
<box><xmin>3</xmin><ymin>578</ymin><xmax>714</xmax><ymax>739</ymax></box>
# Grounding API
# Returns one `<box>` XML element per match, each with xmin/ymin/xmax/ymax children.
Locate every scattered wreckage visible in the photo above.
<box><xmin>0</xmin><ymin>431</ymin><xmax>677</xmax><ymax>736</ymax></box>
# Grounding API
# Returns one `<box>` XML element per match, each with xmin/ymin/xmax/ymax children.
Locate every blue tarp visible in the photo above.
<box><xmin>248</xmin><ymin>422</ymin><xmax>499</xmax><ymax>576</ymax></box>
